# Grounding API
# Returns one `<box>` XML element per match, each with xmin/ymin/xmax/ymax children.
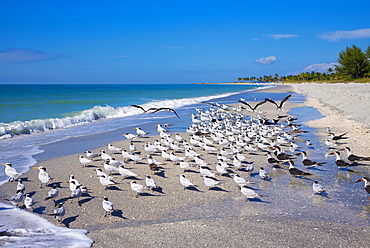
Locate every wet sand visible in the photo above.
<box><xmin>1</xmin><ymin>84</ymin><xmax>370</xmax><ymax>247</ymax></box>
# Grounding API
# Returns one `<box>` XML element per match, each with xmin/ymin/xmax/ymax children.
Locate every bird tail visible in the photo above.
<box><xmin>303</xmin><ymin>172</ymin><xmax>313</xmax><ymax>175</ymax></box>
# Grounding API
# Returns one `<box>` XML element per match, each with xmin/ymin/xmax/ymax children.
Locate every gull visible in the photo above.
<box><xmin>118</xmin><ymin>165</ymin><xmax>138</xmax><ymax>179</ymax></box>
<box><xmin>85</xmin><ymin>150</ymin><xmax>100</xmax><ymax>160</ymax></box>
<box><xmin>98</xmin><ymin>175</ymin><xmax>116</xmax><ymax>190</ymax></box>
<box><xmin>6</xmin><ymin>190</ymin><xmax>24</xmax><ymax>207</ymax></box>
<box><xmin>96</xmin><ymin>168</ymin><xmax>114</xmax><ymax>180</ymax></box>
<box><xmin>240</xmin><ymin>185</ymin><xmax>263</xmax><ymax>200</ymax></box>
<box><xmin>238</xmin><ymin>100</ymin><xmax>267</xmax><ymax>112</ymax></box>
<box><xmin>179</xmin><ymin>174</ymin><xmax>197</xmax><ymax>190</ymax></box>
<box><xmin>2</xmin><ymin>163</ymin><xmax>22</xmax><ymax>182</ymax></box>
<box><xmin>203</xmin><ymin>176</ymin><xmax>221</xmax><ymax>190</ymax></box>
<box><xmin>313</xmin><ymin>181</ymin><xmax>325</xmax><ymax>195</ymax></box>
<box><xmin>145</xmin><ymin>175</ymin><xmax>160</xmax><ymax>189</ymax></box>
<box><xmin>16</xmin><ymin>179</ymin><xmax>25</xmax><ymax>192</ymax></box>
<box><xmin>130</xmin><ymin>181</ymin><xmax>147</xmax><ymax>197</ymax></box>
<box><xmin>78</xmin><ymin>155</ymin><xmax>92</xmax><ymax>168</ymax></box>
<box><xmin>259</xmin><ymin>167</ymin><xmax>268</xmax><ymax>179</ymax></box>
<box><xmin>103</xmin><ymin>161</ymin><xmax>119</xmax><ymax>175</ymax></box>
<box><xmin>102</xmin><ymin>197</ymin><xmax>114</xmax><ymax>217</ymax></box>
<box><xmin>24</xmin><ymin>194</ymin><xmax>35</xmax><ymax>210</ymax></box>
<box><xmin>265</xmin><ymin>94</ymin><xmax>292</xmax><ymax>111</ymax></box>
<box><xmin>50</xmin><ymin>202</ymin><xmax>66</xmax><ymax>223</ymax></box>
<box><xmin>108</xmin><ymin>143</ymin><xmax>121</xmax><ymax>154</ymax></box>
<box><xmin>44</xmin><ymin>184</ymin><xmax>59</xmax><ymax>202</ymax></box>
<box><xmin>34</xmin><ymin>166</ymin><xmax>51</xmax><ymax>188</ymax></box>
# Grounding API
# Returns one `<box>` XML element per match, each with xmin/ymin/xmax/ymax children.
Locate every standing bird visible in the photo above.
<box><xmin>24</xmin><ymin>194</ymin><xmax>35</xmax><ymax>210</ymax></box>
<box><xmin>329</xmin><ymin>151</ymin><xmax>355</xmax><ymax>169</ymax></box>
<box><xmin>102</xmin><ymin>197</ymin><xmax>114</xmax><ymax>217</ymax></box>
<box><xmin>16</xmin><ymin>179</ymin><xmax>26</xmax><ymax>192</ymax></box>
<box><xmin>312</xmin><ymin>181</ymin><xmax>325</xmax><ymax>195</ymax></box>
<box><xmin>78</xmin><ymin>155</ymin><xmax>92</xmax><ymax>168</ymax></box>
<box><xmin>85</xmin><ymin>150</ymin><xmax>100</xmax><ymax>160</ymax></box>
<box><xmin>341</xmin><ymin>147</ymin><xmax>370</xmax><ymax>162</ymax></box>
<box><xmin>6</xmin><ymin>190</ymin><xmax>24</xmax><ymax>207</ymax></box>
<box><xmin>203</xmin><ymin>176</ymin><xmax>221</xmax><ymax>190</ymax></box>
<box><xmin>34</xmin><ymin>166</ymin><xmax>51</xmax><ymax>188</ymax></box>
<box><xmin>98</xmin><ymin>175</ymin><xmax>116</xmax><ymax>190</ymax></box>
<box><xmin>69</xmin><ymin>185</ymin><xmax>82</xmax><ymax>206</ymax></box>
<box><xmin>2</xmin><ymin>163</ymin><xmax>22</xmax><ymax>182</ymax></box>
<box><xmin>328</xmin><ymin>132</ymin><xmax>348</xmax><ymax>140</ymax></box>
<box><xmin>51</xmin><ymin>202</ymin><xmax>66</xmax><ymax>223</ymax></box>
<box><xmin>107</xmin><ymin>143</ymin><xmax>121</xmax><ymax>154</ymax></box>
<box><xmin>118</xmin><ymin>165</ymin><xmax>138</xmax><ymax>179</ymax></box>
<box><xmin>44</xmin><ymin>184</ymin><xmax>59</xmax><ymax>203</ymax></box>
<box><xmin>355</xmin><ymin>177</ymin><xmax>370</xmax><ymax>198</ymax></box>
<box><xmin>145</xmin><ymin>175</ymin><xmax>159</xmax><ymax>189</ymax></box>
<box><xmin>240</xmin><ymin>185</ymin><xmax>263</xmax><ymax>201</ymax></box>
<box><xmin>288</xmin><ymin>161</ymin><xmax>312</xmax><ymax>177</ymax></box>
<box><xmin>298</xmin><ymin>151</ymin><xmax>326</xmax><ymax>167</ymax></box>
<box><xmin>259</xmin><ymin>167</ymin><xmax>268</xmax><ymax>179</ymax></box>
<box><xmin>130</xmin><ymin>181</ymin><xmax>147</xmax><ymax>198</ymax></box>
<box><xmin>265</xmin><ymin>94</ymin><xmax>292</xmax><ymax>111</ymax></box>
<box><xmin>179</xmin><ymin>174</ymin><xmax>197</xmax><ymax>190</ymax></box>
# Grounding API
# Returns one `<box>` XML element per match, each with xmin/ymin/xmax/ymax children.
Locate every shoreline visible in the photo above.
<box><xmin>1</xmin><ymin>84</ymin><xmax>370</xmax><ymax>247</ymax></box>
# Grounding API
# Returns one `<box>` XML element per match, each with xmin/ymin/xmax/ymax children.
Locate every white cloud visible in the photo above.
<box><xmin>0</xmin><ymin>49</ymin><xmax>62</xmax><ymax>63</ymax></box>
<box><xmin>269</xmin><ymin>34</ymin><xmax>300</xmax><ymax>39</ymax></box>
<box><xmin>302</xmin><ymin>63</ymin><xmax>338</xmax><ymax>73</ymax></box>
<box><xmin>254</xmin><ymin>56</ymin><xmax>277</xmax><ymax>65</ymax></box>
<box><xmin>318</xmin><ymin>28</ymin><xmax>370</xmax><ymax>41</ymax></box>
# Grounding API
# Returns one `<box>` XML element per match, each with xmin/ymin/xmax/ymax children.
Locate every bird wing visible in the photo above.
<box><xmin>131</xmin><ymin>105</ymin><xmax>147</xmax><ymax>112</ymax></box>
<box><xmin>279</xmin><ymin>94</ymin><xmax>292</xmax><ymax>107</ymax></box>
<box><xmin>238</xmin><ymin>100</ymin><xmax>253</xmax><ymax>110</ymax></box>
<box><xmin>265</xmin><ymin>98</ymin><xmax>279</xmax><ymax>108</ymax></box>
<box><xmin>253</xmin><ymin>100</ymin><xmax>268</xmax><ymax>110</ymax></box>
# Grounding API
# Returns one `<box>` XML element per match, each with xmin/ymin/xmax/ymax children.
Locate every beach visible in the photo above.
<box><xmin>1</xmin><ymin>83</ymin><xmax>370</xmax><ymax>247</ymax></box>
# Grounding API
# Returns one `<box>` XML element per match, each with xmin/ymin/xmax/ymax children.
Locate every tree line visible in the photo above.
<box><xmin>238</xmin><ymin>44</ymin><xmax>370</xmax><ymax>82</ymax></box>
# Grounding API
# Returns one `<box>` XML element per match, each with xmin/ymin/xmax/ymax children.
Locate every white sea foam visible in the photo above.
<box><xmin>0</xmin><ymin>202</ymin><xmax>93</xmax><ymax>248</ymax></box>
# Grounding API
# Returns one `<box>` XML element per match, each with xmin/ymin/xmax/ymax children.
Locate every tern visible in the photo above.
<box><xmin>34</xmin><ymin>166</ymin><xmax>51</xmax><ymax>188</ymax></box>
<box><xmin>50</xmin><ymin>202</ymin><xmax>66</xmax><ymax>223</ymax></box>
<box><xmin>24</xmin><ymin>194</ymin><xmax>35</xmax><ymax>210</ymax></box>
<box><xmin>179</xmin><ymin>174</ymin><xmax>197</xmax><ymax>190</ymax></box>
<box><xmin>102</xmin><ymin>197</ymin><xmax>115</xmax><ymax>217</ymax></box>
<box><xmin>6</xmin><ymin>190</ymin><xmax>24</xmax><ymax>207</ymax></box>
<box><xmin>44</xmin><ymin>184</ymin><xmax>59</xmax><ymax>203</ymax></box>
<box><xmin>130</xmin><ymin>181</ymin><xmax>147</xmax><ymax>197</ymax></box>
<box><xmin>312</xmin><ymin>181</ymin><xmax>325</xmax><ymax>195</ymax></box>
<box><xmin>78</xmin><ymin>155</ymin><xmax>92</xmax><ymax>168</ymax></box>
<box><xmin>98</xmin><ymin>175</ymin><xmax>116</xmax><ymax>190</ymax></box>
<box><xmin>240</xmin><ymin>185</ymin><xmax>263</xmax><ymax>200</ymax></box>
<box><xmin>118</xmin><ymin>165</ymin><xmax>138</xmax><ymax>179</ymax></box>
<box><xmin>2</xmin><ymin>163</ymin><xmax>22</xmax><ymax>182</ymax></box>
<box><xmin>203</xmin><ymin>176</ymin><xmax>222</xmax><ymax>190</ymax></box>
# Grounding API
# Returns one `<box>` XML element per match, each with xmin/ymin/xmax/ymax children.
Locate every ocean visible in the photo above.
<box><xmin>0</xmin><ymin>83</ymin><xmax>271</xmax><ymax>247</ymax></box>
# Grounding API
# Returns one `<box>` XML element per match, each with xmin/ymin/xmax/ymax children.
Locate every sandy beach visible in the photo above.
<box><xmin>1</xmin><ymin>83</ymin><xmax>370</xmax><ymax>247</ymax></box>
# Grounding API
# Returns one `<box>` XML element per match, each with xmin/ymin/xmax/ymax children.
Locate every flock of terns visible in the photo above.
<box><xmin>2</xmin><ymin>93</ymin><xmax>370</xmax><ymax>224</ymax></box>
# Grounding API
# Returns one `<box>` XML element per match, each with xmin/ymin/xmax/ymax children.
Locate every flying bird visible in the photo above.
<box><xmin>238</xmin><ymin>100</ymin><xmax>267</xmax><ymax>112</ymax></box>
<box><xmin>148</xmin><ymin>108</ymin><xmax>180</xmax><ymax>118</ymax></box>
<box><xmin>265</xmin><ymin>94</ymin><xmax>292</xmax><ymax>110</ymax></box>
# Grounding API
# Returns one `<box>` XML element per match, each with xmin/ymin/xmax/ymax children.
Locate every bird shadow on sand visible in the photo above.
<box><xmin>62</xmin><ymin>215</ymin><xmax>79</xmax><ymax>228</ymax></box>
<box><xmin>184</xmin><ymin>186</ymin><xmax>202</xmax><ymax>192</ymax></box>
<box><xmin>137</xmin><ymin>192</ymin><xmax>159</xmax><ymax>197</ymax></box>
<box><xmin>151</xmin><ymin>187</ymin><xmax>165</xmax><ymax>194</ymax></box>
<box><xmin>78</xmin><ymin>196</ymin><xmax>95</xmax><ymax>206</ymax></box>
<box><xmin>111</xmin><ymin>209</ymin><xmax>128</xmax><ymax>219</ymax></box>
<box><xmin>106</xmin><ymin>185</ymin><xmax>124</xmax><ymax>191</ymax></box>
<box><xmin>33</xmin><ymin>205</ymin><xmax>47</xmax><ymax>214</ymax></box>
<box><xmin>153</xmin><ymin>171</ymin><xmax>166</xmax><ymax>178</ymax></box>
<box><xmin>245</xmin><ymin>198</ymin><xmax>271</xmax><ymax>203</ymax></box>
<box><xmin>207</xmin><ymin>186</ymin><xmax>230</xmax><ymax>192</ymax></box>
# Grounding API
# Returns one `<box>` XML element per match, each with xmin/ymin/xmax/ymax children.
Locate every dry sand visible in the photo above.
<box><xmin>1</xmin><ymin>84</ymin><xmax>370</xmax><ymax>247</ymax></box>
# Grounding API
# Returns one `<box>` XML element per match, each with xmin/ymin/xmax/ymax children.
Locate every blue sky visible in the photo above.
<box><xmin>1</xmin><ymin>0</ymin><xmax>370</xmax><ymax>84</ymax></box>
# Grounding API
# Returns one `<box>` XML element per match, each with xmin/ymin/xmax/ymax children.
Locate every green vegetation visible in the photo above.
<box><xmin>238</xmin><ymin>44</ymin><xmax>370</xmax><ymax>83</ymax></box>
